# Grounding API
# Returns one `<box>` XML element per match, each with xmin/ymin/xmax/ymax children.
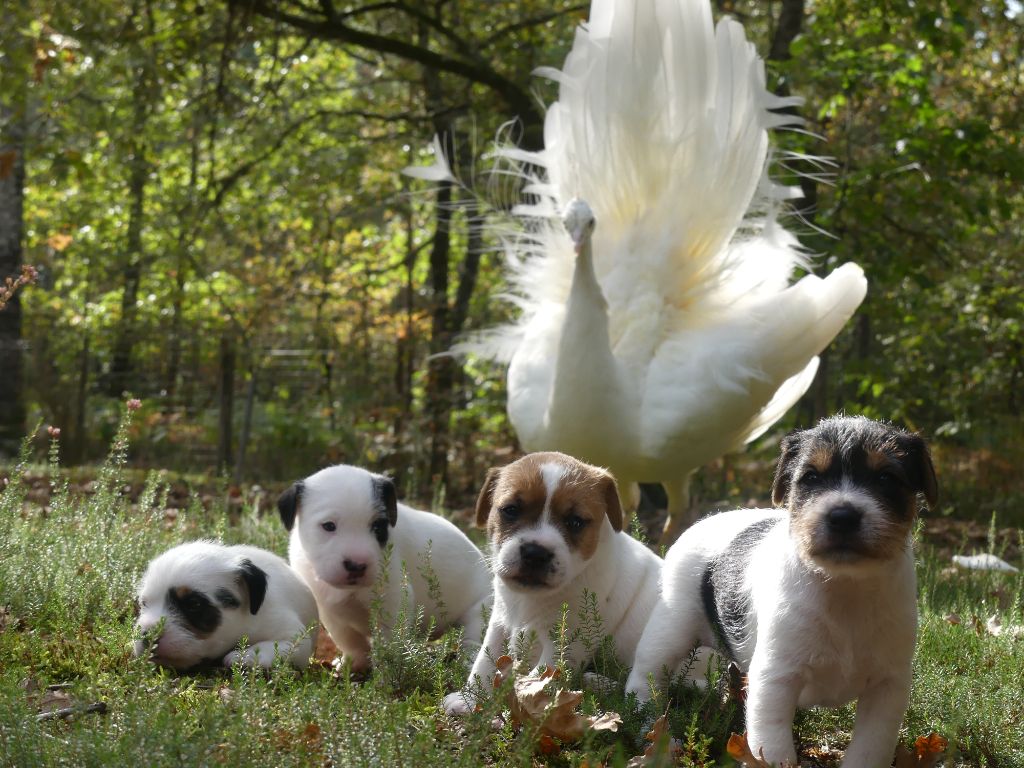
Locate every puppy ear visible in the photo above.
<box><xmin>236</xmin><ymin>559</ymin><xmax>268</xmax><ymax>615</ymax></box>
<box><xmin>277</xmin><ymin>481</ymin><xmax>304</xmax><ymax>531</ymax></box>
<box><xmin>901</xmin><ymin>433</ymin><xmax>939</xmax><ymax>510</ymax></box>
<box><xmin>771</xmin><ymin>431</ymin><xmax>803</xmax><ymax>507</ymax></box>
<box><xmin>374</xmin><ymin>475</ymin><xmax>398</xmax><ymax>527</ymax></box>
<box><xmin>600</xmin><ymin>471</ymin><xmax>624</xmax><ymax>533</ymax></box>
<box><xmin>475</xmin><ymin>468</ymin><xmax>501</xmax><ymax>528</ymax></box>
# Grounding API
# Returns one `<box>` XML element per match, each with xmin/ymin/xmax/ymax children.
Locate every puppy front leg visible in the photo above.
<box><xmin>841</xmin><ymin>676</ymin><xmax>911</xmax><ymax>768</ymax></box>
<box><xmin>744</xmin><ymin>659</ymin><xmax>801</xmax><ymax>767</ymax></box>
<box><xmin>223</xmin><ymin>632</ymin><xmax>312</xmax><ymax>670</ymax></box>
<box><xmin>443</xmin><ymin>618</ymin><xmax>507</xmax><ymax>715</ymax></box>
<box><xmin>334</xmin><ymin>626</ymin><xmax>373</xmax><ymax>673</ymax></box>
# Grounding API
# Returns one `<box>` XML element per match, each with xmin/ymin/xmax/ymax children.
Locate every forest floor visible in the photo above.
<box><xmin>1</xmin><ymin>439</ymin><xmax>1022</xmax><ymax>767</ymax></box>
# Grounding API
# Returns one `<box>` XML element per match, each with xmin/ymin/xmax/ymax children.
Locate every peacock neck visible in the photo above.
<box><xmin>548</xmin><ymin>238</ymin><xmax>626</xmax><ymax>450</ymax></box>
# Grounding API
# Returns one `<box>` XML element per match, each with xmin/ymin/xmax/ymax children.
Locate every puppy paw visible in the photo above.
<box><xmin>224</xmin><ymin>647</ymin><xmax>269</xmax><ymax>669</ymax></box>
<box><xmin>442</xmin><ymin>690</ymin><xmax>476</xmax><ymax>716</ymax></box>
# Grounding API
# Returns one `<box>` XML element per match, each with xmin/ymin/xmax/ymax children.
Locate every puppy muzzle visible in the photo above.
<box><xmin>506</xmin><ymin>542</ymin><xmax>556</xmax><ymax>589</ymax></box>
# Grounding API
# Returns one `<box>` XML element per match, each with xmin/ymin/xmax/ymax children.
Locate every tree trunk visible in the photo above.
<box><xmin>109</xmin><ymin>62</ymin><xmax>152</xmax><ymax>397</ymax></box>
<box><xmin>232</xmin><ymin>366</ymin><xmax>256</xmax><ymax>485</ymax></box>
<box><xmin>0</xmin><ymin>100</ymin><xmax>27</xmax><ymax>455</ymax></box>
<box><xmin>217</xmin><ymin>332</ymin><xmax>236</xmax><ymax>473</ymax></box>
<box><xmin>425</xmin><ymin>179</ymin><xmax>454</xmax><ymax>487</ymax></box>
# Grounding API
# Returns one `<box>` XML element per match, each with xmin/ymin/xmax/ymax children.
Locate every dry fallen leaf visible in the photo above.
<box><xmin>726</xmin><ymin>733</ymin><xmax>774</xmax><ymax>768</ymax></box>
<box><xmin>985</xmin><ymin>614</ymin><xmax>1024</xmax><ymax>639</ymax></box>
<box><xmin>625</xmin><ymin>713</ymin><xmax>684</xmax><ymax>767</ymax></box>
<box><xmin>894</xmin><ymin>732</ymin><xmax>948</xmax><ymax>768</ymax></box>
<box><xmin>944</xmin><ymin>613</ymin><xmax>961</xmax><ymax>626</ymax></box>
<box><xmin>494</xmin><ymin>657</ymin><xmax>621</xmax><ymax>745</ymax></box>
<box><xmin>37</xmin><ymin>689</ymin><xmax>73</xmax><ymax>714</ymax></box>
<box><xmin>313</xmin><ymin>625</ymin><xmax>339</xmax><ymax>666</ymax></box>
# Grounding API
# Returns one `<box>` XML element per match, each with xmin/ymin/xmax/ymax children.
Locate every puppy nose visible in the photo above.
<box><xmin>343</xmin><ymin>559</ymin><xmax>367</xmax><ymax>575</ymax></box>
<box><xmin>520</xmin><ymin>542</ymin><xmax>554</xmax><ymax>570</ymax></box>
<box><xmin>826</xmin><ymin>505</ymin><xmax>862</xmax><ymax>535</ymax></box>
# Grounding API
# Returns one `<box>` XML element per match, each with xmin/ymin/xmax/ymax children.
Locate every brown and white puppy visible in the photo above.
<box><xmin>279</xmin><ymin>464</ymin><xmax>492</xmax><ymax>673</ymax></box>
<box><xmin>134</xmin><ymin>541</ymin><xmax>319</xmax><ymax>670</ymax></box>
<box><xmin>626</xmin><ymin>416</ymin><xmax>938</xmax><ymax>768</ymax></box>
<box><xmin>444</xmin><ymin>452</ymin><xmax>662</xmax><ymax>714</ymax></box>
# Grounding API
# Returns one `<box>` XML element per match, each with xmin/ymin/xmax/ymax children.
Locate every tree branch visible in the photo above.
<box><xmin>233</xmin><ymin>0</ymin><xmax>544</xmax><ymax>146</ymax></box>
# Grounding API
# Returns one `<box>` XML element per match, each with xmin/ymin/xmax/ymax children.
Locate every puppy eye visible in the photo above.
<box><xmin>565</xmin><ymin>514</ymin><xmax>588</xmax><ymax>533</ymax></box>
<box><xmin>371</xmin><ymin>519</ymin><xmax>388</xmax><ymax>535</ymax></box>
<box><xmin>499</xmin><ymin>503</ymin><xmax>520</xmax><ymax>521</ymax></box>
<box><xmin>321</xmin><ymin>521</ymin><xmax>337</xmax><ymax>532</ymax></box>
<box><xmin>799</xmin><ymin>470</ymin><xmax>820</xmax><ymax>485</ymax></box>
<box><xmin>877</xmin><ymin>471</ymin><xmax>899</xmax><ymax>485</ymax></box>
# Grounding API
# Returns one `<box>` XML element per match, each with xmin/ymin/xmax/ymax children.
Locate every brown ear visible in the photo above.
<box><xmin>902</xmin><ymin>433</ymin><xmax>939</xmax><ymax>510</ymax></box>
<box><xmin>771</xmin><ymin>432</ymin><xmax>803</xmax><ymax>507</ymax></box>
<box><xmin>600</xmin><ymin>471</ymin><xmax>624</xmax><ymax>532</ymax></box>
<box><xmin>475</xmin><ymin>467</ymin><xmax>502</xmax><ymax>528</ymax></box>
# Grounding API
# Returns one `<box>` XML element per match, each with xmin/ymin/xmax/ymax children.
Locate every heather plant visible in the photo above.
<box><xmin>1</xmin><ymin>413</ymin><xmax>1022</xmax><ymax>766</ymax></box>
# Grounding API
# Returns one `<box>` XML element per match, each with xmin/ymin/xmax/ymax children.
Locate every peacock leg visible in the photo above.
<box><xmin>660</xmin><ymin>474</ymin><xmax>696</xmax><ymax>545</ymax></box>
<box><xmin>616</xmin><ymin>480</ymin><xmax>641</xmax><ymax>526</ymax></box>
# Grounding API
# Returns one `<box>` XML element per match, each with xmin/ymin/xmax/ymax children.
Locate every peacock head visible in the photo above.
<box><xmin>562</xmin><ymin>198</ymin><xmax>596</xmax><ymax>255</ymax></box>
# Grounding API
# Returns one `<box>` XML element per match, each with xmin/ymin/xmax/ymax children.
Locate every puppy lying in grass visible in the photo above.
<box><xmin>626</xmin><ymin>416</ymin><xmax>938</xmax><ymax>767</ymax></box>
<box><xmin>134</xmin><ymin>540</ymin><xmax>318</xmax><ymax>670</ymax></box>
<box><xmin>278</xmin><ymin>464</ymin><xmax>492</xmax><ymax>673</ymax></box>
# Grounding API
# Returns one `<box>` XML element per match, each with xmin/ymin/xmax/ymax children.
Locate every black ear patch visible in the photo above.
<box><xmin>771</xmin><ymin>431</ymin><xmax>804</xmax><ymax>507</ymax></box>
<box><xmin>277</xmin><ymin>481</ymin><xmax>304</xmax><ymax>531</ymax></box>
<box><xmin>373</xmin><ymin>475</ymin><xmax>398</xmax><ymax>527</ymax></box>
<box><xmin>236</xmin><ymin>559</ymin><xmax>268</xmax><ymax>615</ymax></box>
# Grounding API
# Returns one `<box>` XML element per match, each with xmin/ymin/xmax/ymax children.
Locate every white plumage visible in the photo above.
<box><xmin>459</xmin><ymin>0</ymin><xmax>867</xmax><ymax>540</ymax></box>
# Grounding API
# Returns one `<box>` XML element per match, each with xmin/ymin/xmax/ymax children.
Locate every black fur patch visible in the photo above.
<box><xmin>236</xmin><ymin>559</ymin><xmax>268</xmax><ymax>615</ymax></box>
<box><xmin>779</xmin><ymin>416</ymin><xmax>938</xmax><ymax>521</ymax></box>
<box><xmin>214</xmin><ymin>588</ymin><xmax>241</xmax><ymax>609</ymax></box>
<box><xmin>277</xmin><ymin>480</ymin><xmax>304</xmax><ymax>531</ymax></box>
<box><xmin>371</xmin><ymin>474</ymin><xmax>398</xmax><ymax>546</ymax></box>
<box><xmin>702</xmin><ymin>516</ymin><xmax>779</xmax><ymax>660</ymax></box>
<box><xmin>168</xmin><ymin>587</ymin><xmax>222</xmax><ymax>636</ymax></box>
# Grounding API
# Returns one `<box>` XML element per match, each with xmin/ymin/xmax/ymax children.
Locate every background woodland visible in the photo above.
<box><xmin>1</xmin><ymin>0</ymin><xmax>1021</xmax><ymax>522</ymax></box>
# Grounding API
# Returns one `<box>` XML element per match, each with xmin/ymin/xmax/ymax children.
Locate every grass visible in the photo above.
<box><xmin>1</xmin><ymin>415</ymin><xmax>1022</xmax><ymax>767</ymax></box>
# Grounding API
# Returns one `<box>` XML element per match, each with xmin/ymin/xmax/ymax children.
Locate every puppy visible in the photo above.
<box><xmin>444</xmin><ymin>452</ymin><xmax>662</xmax><ymax>714</ymax></box>
<box><xmin>278</xmin><ymin>464</ymin><xmax>492</xmax><ymax>672</ymax></box>
<box><xmin>134</xmin><ymin>540</ymin><xmax>318</xmax><ymax>670</ymax></box>
<box><xmin>625</xmin><ymin>416</ymin><xmax>938</xmax><ymax>767</ymax></box>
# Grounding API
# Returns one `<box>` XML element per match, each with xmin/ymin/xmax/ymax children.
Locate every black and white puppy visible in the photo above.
<box><xmin>278</xmin><ymin>464</ymin><xmax>492</xmax><ymax>672</ymax></box>
<box><xmin>625</xmin><ymin>416</ymin><xmax>938</xmax><ymax>768</ymax></box>
<box><xmin>134</xmin><ymin>541</ymin><xmax>319</xmax><ymax>670</ymax></box>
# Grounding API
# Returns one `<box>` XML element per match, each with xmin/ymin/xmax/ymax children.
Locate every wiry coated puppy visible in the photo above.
<box><xmin>278</xmin><ymin>464</ymin><xmax>492</xmax><ymax>672</ymax></box>
<box><xmin>134</xmin><ymin>541</ymin><xmax>319</xmax><ymax>670</ymax></box>
<box><xmin>444</xmin><ymin>452</ymin><xmax>662</xmax><ymax>715</ymax></box>
<box><xmin>625</xmin><ymin>416</ymin><xmax>938</xmax><ymax>767</ymax></box>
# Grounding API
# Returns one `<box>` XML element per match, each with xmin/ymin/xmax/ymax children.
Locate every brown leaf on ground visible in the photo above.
<box><xmin>38</xmin><ymin>689</ymin><xmax>73</xmax><ymax>714</ymax></box>
<box><xmin>726</xmin><ymin>733</ymin><xmax>774</xmax><ymax>767</ymax></box>
<box><xmin>625</xmin><ymin>713</ymin><xmax>683</xmax><ymax>767</ymax></box>
<box><xmin>944</xmin><ymin>613</ymin><xmax>961</xmax><ymax>625</ymax></box>
<box><xmin>985</xmin><ymin>614</ymin><xmax>1024</xmax><ymax>639</ymax></box>
<box><xmin>313</xmin><ymin>625</ymin><xmax>339</xmax><ymax>666</ymax></box>
<box><xmin>496</xmin><ymin>660</ymin><xmax>621</xmax><ymax>745</ymax></box>
<box><xmin>894</xmin><ymin>732</ymin><xmax>948</xmax><ymax>768</ymax></box>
